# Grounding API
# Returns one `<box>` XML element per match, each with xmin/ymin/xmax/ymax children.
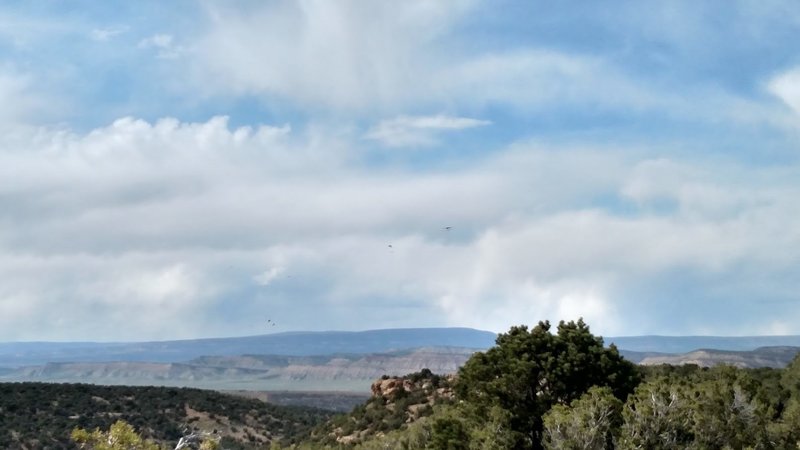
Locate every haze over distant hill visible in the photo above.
<box><xmin>4</xmin><ymin>328</ymin><xmax>800</xmax><ymax>392</ymax></box>
<box><xmin>0</xmin><ymin>347</ymin><xmax>476</xmax><ymax>392</ymax></box>
<box><xmin>0</xmin><ymin>328</ymin><xmax>495</xmax><ymax>392</ymax></box>
<box><xmin>607</xmin><ymin>335</ymin><xmax>800</xmax><ymax>353</ymax></box>
<box><xmin>632</xmin><ymin>346</ymin><xmax>800</xmax><ymax>368</ymax></box>
<box><xmin>7</xmin><ymin>328</ymin><xmax>800</xmax><ymax>368</ymax></box>
<box><xmin>0</xmin><ymin>328</ymin><xmax>497</xmax><ymax>367</ymax></box>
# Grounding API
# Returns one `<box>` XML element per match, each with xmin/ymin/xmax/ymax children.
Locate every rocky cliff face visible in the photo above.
<box><xmin>324</xmin><ymin>370</ymin><xmax>456</xmax><ymax>445</ymax></box>
<box><xmin>191</xmin><ymin>347</ymin><xmax>474</xmax><ymax>378</ymax></box>
<box><xmin>369</xmin><ymin>372</ymin><xmax>455</xmax><ymax>407</ymax></box>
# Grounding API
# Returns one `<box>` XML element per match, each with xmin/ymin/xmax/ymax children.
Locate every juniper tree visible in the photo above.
<box><xmin>455</xmin><ymin>319</ymin><xmax>640</xmax><ymax>450</ymax></box>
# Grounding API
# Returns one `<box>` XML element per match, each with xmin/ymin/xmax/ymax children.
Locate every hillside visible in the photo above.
<box><xmin>0</xmin><ymin>382</ymin><xmax>332</xmax><ymax>449</ymax></box>
<box><xmin>311</xmin><ymin>369</ymin><xmax>456</xmax><ymax>447</ymax></box>
<box><xmin>224</xmin><ymin>391</ymin><xmax>370</xmax><ymax>413</ymax></box>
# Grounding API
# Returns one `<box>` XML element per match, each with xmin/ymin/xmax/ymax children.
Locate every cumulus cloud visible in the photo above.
<box><xmin>365</xmin><ymin>114</ymin><xmax>490</xmax><ymax>147</ymax></box>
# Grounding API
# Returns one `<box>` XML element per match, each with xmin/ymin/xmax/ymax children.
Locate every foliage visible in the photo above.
<box><xmin>427</xmin><ymin>415</ymin><xmax>470</xmax><ymax>450</ymax></box>
<box><xmin>616</xmin><ymin>378</ymin><xmax>694</xmax><ymax>449</ymax></box>
<box><xmin>72</xmin><ymin>420</ymin><xmax>163</xmax><ymax>450</ymax></box>
<box><xmin>463</xmin><ymin>405</ymin><xmax>517</xmax><ymax>450</ymax></box>
<box><xmin>766</xmin><ymin>353</ymin><xmax>800</xmax><ymax>447</ymax></box>
<box><xmin>72</xmin><ymin>420</ymin><xmax>221</xmax><ymax>450</ymax></box>
<box><xmin>0</xmin><ymin>382</ymin><xmax>332</xmax><ymax>449</ymax></box>
<box><xmin>542</xmin><ymin>386</ymin><xmax>621</xmax><ymax>450</ymax></box>
<box><xmin>455</xmin><ymin>319</ymin><xmax>640</xmax><ymax>449</ymax></box>
<box><xmin>303</xmin><ymin>322</ymin><xmax>800</xmax><ymax>450</ymax></box>
<box><xmin>310</xmin><ymin>369</ymin><xmax>453</xmax><ymax>446</ymax></box>
<box><xmin>688</xmin><ymin>367</ymin><xmax>770</xmax><ymax>449</ymax></box>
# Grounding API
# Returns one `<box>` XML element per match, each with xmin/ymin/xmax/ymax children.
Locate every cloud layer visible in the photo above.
<box><xmin>365</xmin><ymin>115</ymin><xmax>490</xmax><ymax>147</ymax></box>
<box><xmin>2</xmin><ymin>115</ymin><xmax>800</xmax><ymax>340</ymax></box>
<box><xmin>1</xmin><ymin>1</ymin><xmax>800</xmax><ymax>340</ymax></box>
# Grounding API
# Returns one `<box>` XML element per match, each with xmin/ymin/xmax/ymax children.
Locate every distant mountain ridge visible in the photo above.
<box><xmin>7</xmin><ymin>328</ymin><xmax>800</xmax><ymax>368</ymax></box>
<box><xmin>0</xmin><ymin>328</ymin><xmax>497</xmax><ymax>367</ymax></box>
<box><xmin>8</xmin><ymin>329</ymin><xmax>800</xmax><ymax>366</ymax></box>
<box><xmin>5</xmin><ymin>328</ymin><xmax>800</xmax><ymax>389</ymax></box>
<box><xmin>607</xmin><ymin>335</ymin><xmax>800</xmax><ymax>353</ymax></box>
<box><xmin>636</xmin><ymin>346</ymin><xmax>800</xmax><ymax>368</ymax></box>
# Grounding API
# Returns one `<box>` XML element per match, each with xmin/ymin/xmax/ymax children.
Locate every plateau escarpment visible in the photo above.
<box><xmin>1</xmin><ymin>347</ymin><xmax>477</xmax><ymax>391</ymax></box>
<box><xmin>637</xmin><ymin>346</ymin><xmax>800</xmax><ymax>368</ymax></box>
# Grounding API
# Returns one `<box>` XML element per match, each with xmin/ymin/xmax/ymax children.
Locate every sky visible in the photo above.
<box><xmin>2</xmin><ymin>1</ymin><xmax>800</xmax><ymax>341</ymax></box>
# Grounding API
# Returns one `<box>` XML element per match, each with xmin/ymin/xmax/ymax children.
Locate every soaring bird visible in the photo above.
<box><xmin>443</xmin><ymin>226</ymin><xmax>452</xmax><ymax>231</ymax></box>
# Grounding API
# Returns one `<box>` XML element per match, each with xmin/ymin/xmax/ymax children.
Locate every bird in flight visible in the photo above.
<box><xmin>443</xmin><ymin>226</ymin><xmax>452</xmax><ymax>231</ymax></box>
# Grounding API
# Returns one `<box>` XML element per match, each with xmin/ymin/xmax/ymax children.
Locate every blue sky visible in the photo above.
<box><xmin>2</xmin><ymin>1</ymin><xmax>800</xmax><ymax>340</ymax></box>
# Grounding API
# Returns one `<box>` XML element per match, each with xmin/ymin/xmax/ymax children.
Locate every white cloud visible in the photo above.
<box><xmin>193</xmin><ymin>1</ymin><xmax>478</xmax><ymax>110</ymax></box>
<box><xmin>253</xmin><ymin>267</ymin><xmax>284</xmax><ymax>286</ymax></box>
<box><xmin>179</xmin><ymin>1</ymin><xmax>798</xmax><ymax>136</ymax></box>
<box><xmin>187</xmin><ymin>4</ymin><xmax>691</xmax><ymax>119</ymax></box>
<box><xmin>365</xmin><ymin>114</ymin><xmax>490</xmax><ymax>147</ymax></box>
<box><xmin>119</xmin><ymin>264</ymin><xmax>198</xmax><ymax>306</ymax></box>
<box><xmin>138</xmin><ymin>33</ymin><xmax>184</xmax><ymax>59</ymax></box>
<box><xmin>91</xmin><ymin>26</ymin><xmax>129</xmax><ymax>41</ymax></box>
<box><xmin>434</xmin><ymin>50</ymin><xmax>657</xmax><ymax>111</ymax></box>
<box><xmin>768</xmin><ymin>66</ymin><xmax>800</xmax><ymax>115</ymax></box>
